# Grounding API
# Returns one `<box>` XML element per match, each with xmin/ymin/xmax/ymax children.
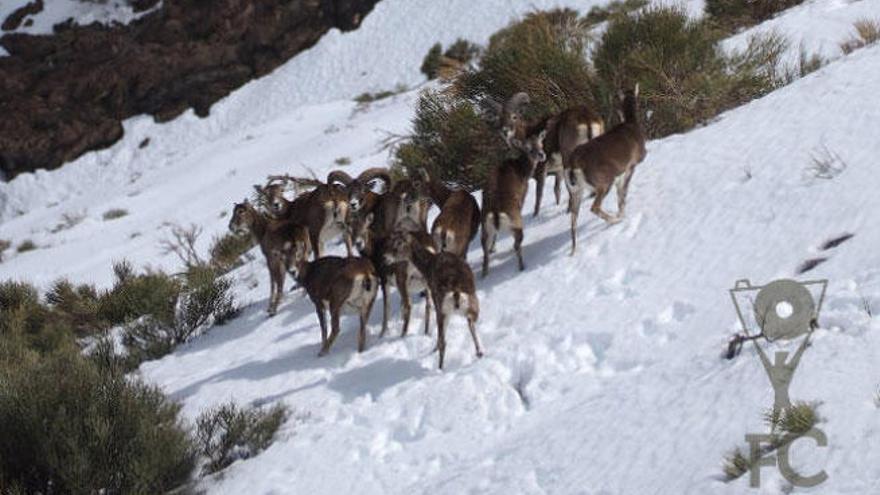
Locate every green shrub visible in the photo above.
<box><xmin>401</xmin><ymin>10</ymin><xmax>596</xmax><ymax>188</ymax></box>
<box><xmin>0</xmin><ymin>281</ymin><xmax>68</xmax><ymax>354</ymax></box>
<box><xmin>354</xmin><ymin>86</ymin><xmax>407</xmax><ymax>104</ymax></box>
<box><xmin>422</xmin><ymin>39</ymin><xmax>481</xmax><ymax>80</ymax></box>
<box><xmin>444</xmin><ymin>38</ymin><xmax>481</xmax><ymax>67</ymax></box>
<box><xmin>197</xmin><ymin>402</ymin><xmax>288</xmax><ymax>474</ymax></box>
<box><xmin>594</xmin><ymin>6</ymin><xmax>785</xmax><ymax>137</ymax></box>
<box><xmin>102</xmin><ymin>208</ymin><xmax>129</xmax><ymax>221</ymax></box>
<box><xmin>123</xmin><ymin>265</ymin><xmax>237</xmax><ymax>364</ymax></box>
<box><xmin>456</xmin><ymin>8</ymin><xmax>597</xmax><ymax>120</ymax></box>
<box><xmin>766</xmin><ymin>402</ymin><xmax>820</xmax><ymax>435</ymax></box>
<box><xmin>45</xmin><ymin>279</ymin><xmax>106</xmax><ymax>337</ymax></box>
<box><xmin>706</xmin><ymin>0</ymin><xmax>806</xmax><ymax>32</ymax></box>
<box><xmin>209</xmin><ymin>232</ymin><xmax>254</xmax><ymax>272</ymax></box>
<box><xmin>0</xmin><ymin>342</ymin><xmax>196</xmax><ymax>494</ymax></box>
<box><xmin>334</xmin><ymin>156</ymin><xmax>352</xmax><ymax>166</ymax></box>
<box><xmin>394</xmin><ymin>90</ymin><xmax>507</xmax><ymax>189</ymax></box>
<box><xmin>16</xmin><ymin>239</ymin><xmax>37</xmax><ymax>253</ymax></box>
<box><xmin>421</xmin><ymin>42</ymin><xmax>443</xmax><ymax>79</ymax></box>
<box><xmin>98</xmin><ymin>261</ymin><xmax>181</xmax><ymax>327</ymax></box>
<box><xmin>584</xmin><ymin>0</ymin><xmax>648</xmax><ymax>26</ymax></box>
<box><xmin>722</xmin><ymin>447</ymin><xmax>750</xmax><ymax>480</ymax></box>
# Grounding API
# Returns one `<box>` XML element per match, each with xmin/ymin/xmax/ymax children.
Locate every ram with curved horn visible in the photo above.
<box><xmin>328</xmin><ymin>167</ymin><xmax>393</xmax><ymax>214</ymax></box>
<box><xmin>254</xmin><ymin>174</ymin><xmax>352</xmax><ymax>259</ymax></box>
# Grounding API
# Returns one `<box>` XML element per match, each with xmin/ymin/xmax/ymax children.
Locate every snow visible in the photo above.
<box><xmin>722</xmin><ymin>0</ymin><xmax>880</xmax><ymax>68</ymax></box>
<box><xmin>0</xmin><ymin>0</ymin><xmax>157</xmax><ymax>37</ymax></box>
<box><xmin>2</xmin><ymin>1</ymin><xmax>880</xmax><ymax>494</ymax></box>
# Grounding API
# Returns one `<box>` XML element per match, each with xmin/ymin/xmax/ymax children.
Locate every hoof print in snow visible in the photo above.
<box><xmin>796</xmin><ymin>257</ymin><xmax>828</xmax><ymax>275</ymax></box>
<box><xmin>820</xmin><ymin>232</ymin><xmax>854</xmax><ymax>251</ymax></box>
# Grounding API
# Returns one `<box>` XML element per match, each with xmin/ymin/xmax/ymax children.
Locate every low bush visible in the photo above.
<box><xmin>421</xmin><ymin>39</ymin><xmax>482</xmax><ymax>80</ymax></box>
<box><xmin>767</xmin><ymin>402</ymin><xmax>820</xmax><ymax>435</ymax></box>
<box><xmin>594</xmin><ymin>6</ymin><xmax>785</xmax><ymax>137</ymax></box>
<box><xmin>51</xmin><ymin>210</ymin><xmax>87</xmax><ymax>233</ymax></box>
<box><xmin>98</xmin><ymin>260</ymin><xmax>181</xmax><ymax>327</ymax></box>
<box><xmin>45</xmin><ymin>279</ymin><xmax>106</xmax><ymax>337</ymax></box>
<box><xmin>0</xmin><ymin>239</ymin><xmax>9</xmax><ymax>261</ymax></box>
<box><xmin>455</xmin><ymin>8</ymin><xmax>597</xmax><ymax>121</ymax></box>
<box><xmin>196</xmin><ymin>401</ymin><xmax>288</xmax><ymax>474</ymax></box>
<box><xmin>209</xmin><ymin>232</ymin><xmax>254</xmax><ymax>272</ymax></box>
<box><xmin>722</xmin><ymin>448</ymin><xmax>750</xmax><ymax>480</ymax></box>
<box><xmin>123</xmin><ymin>264</ymin><xmax>237</xmax><ymax>364</ymax></box>
<box><xmin>0</xmin><ymin>341</ymin><xmax>196</xmax><ymax>494</ymax></box>
<box><xmin>444</xmin><ymin>39</ymin><xmax>481</xmax><ymax>67</ymax></box>
<box><xmin>841</xmin><ymin>18</ymin><xmax>880</xmax><ymax>55</ymax></box>
<box><xmin>420</xmin><ymin>43</ymin><xmax>443</xmax><ymax>80</ymax></box>
<box><xmin>584</xmin><ymin>0</ymin><xmax>648</xmax><ymax>26</ymax></box>
<box><xmin>705</xmin><ymin>0</ymin><xmax>806</xmax><ymax>32</ymax></box>
<box><xmin>0</xmin><ymin>280</ymin><xmax>69</xmax><ymax>353</ymax></box>
<box><xmin>102</xmin><ymin>208</ymin><xmax>129</xmax><ymax>220</ymax></box>
<box><xmin>394</xmin><ymin>89</ymin><xmax>507</xmax><ymax>189</ymax></box>
<box><xmin>354</xmin><ymin>84</ymin><xmax>407</xmax><ymax>105</ymax></box>
<box><xmin>400</xmin><ymin>9</ymin><xmax>596</xmax><ymax>187</ymax></box>
<box><xmin>16</xmin><ymin>239</ymin><xmax>37</xmax><ymax>253</ymax></box>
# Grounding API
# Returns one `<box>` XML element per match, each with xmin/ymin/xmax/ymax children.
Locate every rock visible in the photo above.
<box><xmin>0</xmin><ymin>0</ymin><xmax>381</xmax><ymax>179</ymax></box>
<box><xmin>1</xmin><ymin>0</ymin><xmax>43</xmax><ymax>32</ymax></box>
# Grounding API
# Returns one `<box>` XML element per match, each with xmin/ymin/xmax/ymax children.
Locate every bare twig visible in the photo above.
<box><xmin>160</xmin><ymin>223</ymin><xmax>205</xmax><ymax>268</ymax></box>
<box><xmin>805</xmin><ymin>142</ymin><xmax>848</xmax><ymax>180</ymax></box>
<box><xmin>376</xmin><ymin>129</ymin><xmax>412</xmax><ymax>152</ymax></box>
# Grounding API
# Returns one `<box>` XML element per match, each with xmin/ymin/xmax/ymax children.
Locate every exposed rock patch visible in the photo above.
<box><xmin>0</xmin><ymin>0</ymin><xmax>381</xmax><ymax>179</ymax></box>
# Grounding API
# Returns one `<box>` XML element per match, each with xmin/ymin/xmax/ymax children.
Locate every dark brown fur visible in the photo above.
<box><xmin>228</xmin><ymin>200</ymin><xmax>311</xmax><ymax>316</ymax></box>
<box><xmin>383</xmin><ymin>218</ymin><xmax>437</xmax><ymax>337</ymax></box>
<box><xmin>255</xmin><ymin>179</ymin><xmax>351</xmax><ymax>259</ymax></box>
<box><xmin>349</xmin><ymin>180</ymin><xmax>428</xmax><ymax>337</ymax></box>
<box><xmin>480</xmin><ymin>131</ymin><xmax>546</xmax><ymax>277</ymax></box>
<box><xmin>493</xmin><ymin>93</ymin><xmax>605</xmax><ymax>216</ymax></box>
<box><xmin>287</xmin><ymin>251</ymin><xmax>378</xmax><ymax>356</ymax></box>
<box><xmin>413</xmin><ymin>170</ymin><xmax>480</xmax><ymax>258</ymax></box>
<box><xmin>387</xmin><ymin>231</ymin><xmax>482</xmax><ymax>369</ymax></box>
<box><xmin>565</xmin><ymin>86</ymin><xmax>646</xmax><ymax>254</ymax></box>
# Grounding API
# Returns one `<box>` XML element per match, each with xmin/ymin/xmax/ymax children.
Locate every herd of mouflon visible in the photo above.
<box><xmin>229</xmin><ymin>86</ymin><xmax>647</xmax><ymax>369</ymax></box>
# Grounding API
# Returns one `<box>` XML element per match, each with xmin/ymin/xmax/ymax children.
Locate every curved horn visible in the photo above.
<box><xmin>327</xmin><ymin>170</ymin><xmax>354</xmax><ymax>187</ymax></box>
<box><xmin>356</xmin><ymin>167</ymin><xmax>392</xmax><ymax>187</ymax></box>
<box><xmin>266</xmin><ymin>174</ymin><xmax>293</xmax><ymax>185</ymax></box>
<box><xmin>288</xmin><ymin>176</ymin><xmax>324</xmax><ymax>190</ymax></box>
<box><xmin>504</xmin><ymin>92</ymin><xmax>530</xmax><ymax>113</ymax></box>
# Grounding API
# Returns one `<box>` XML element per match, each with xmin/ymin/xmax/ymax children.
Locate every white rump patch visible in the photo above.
<box><xmin>441</xmin><ymin>291</ymin><xmax>470</xmax><ymax>317</ymax></box>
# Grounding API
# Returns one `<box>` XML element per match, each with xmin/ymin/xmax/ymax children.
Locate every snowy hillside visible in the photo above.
<box><xmin>2</xmin><ymin>1</ymin><xmax>880</xmax><ymax>494</ymax></box>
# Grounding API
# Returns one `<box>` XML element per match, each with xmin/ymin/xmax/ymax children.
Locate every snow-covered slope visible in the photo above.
<box><xmin>2</xmin><ymin>1</ymin><xmax>879</xmax><ymax>494</ymax></box>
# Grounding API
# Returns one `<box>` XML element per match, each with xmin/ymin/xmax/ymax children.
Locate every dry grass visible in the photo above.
<box><xmin>102</xmin><ymin>208</ymin><xmax>129</xmax><ymax>221</ymax></box>
<box><xmin>805</xmin><ymin>143</ymin><xmax>847</xmax><ymax>180</ymax></box>
<box><xmin>841</xmin><ymin>18</ymin><xmax>880</xmax><ymax>55</ymax></box>
<box><xmin>722</xmin><ymin>448</ymin><xmax>750</xmax><ymax>480</ymax></box>
<box><xmin>16</xmin><ymin>240</ymin><xmax>37</xmax><ymax>253</ymax></box>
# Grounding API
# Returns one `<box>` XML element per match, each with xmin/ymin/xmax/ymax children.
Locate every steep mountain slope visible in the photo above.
<box><xmin>1</xmin><ymin>1</ymin><xmax>879</xmax><ymax>494</ymax></box>
<box><xmin>139</xmin><ymin>42</ymin><xmax>880</xmax><ymax>494</ymax></box>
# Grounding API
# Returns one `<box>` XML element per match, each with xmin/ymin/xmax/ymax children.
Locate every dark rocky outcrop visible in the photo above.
<box><xmin>1</xmin><ymin>0</ymin><xmax>44</xmax><ymax>32</ymax></box>
<box><xmin>0</xmin><ymin>0</ymin><xmax>381</xmax><ymax>179</ymax></box>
